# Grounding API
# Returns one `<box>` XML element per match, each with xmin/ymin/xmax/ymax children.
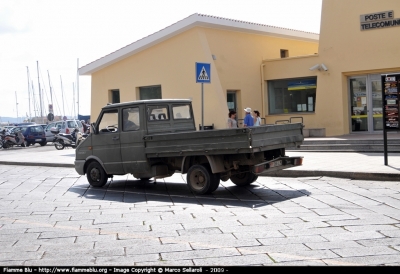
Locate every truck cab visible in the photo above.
<box><xmin>75</xmin><ymin>99</ymin><xmax>196</xmax><ymax>183</ymax></box>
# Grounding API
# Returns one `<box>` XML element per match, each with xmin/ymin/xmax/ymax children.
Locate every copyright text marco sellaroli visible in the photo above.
<box><xmin>157</xmin><ymin>268</ymin><xmax>203</xmax><ymax>273</ymax></box>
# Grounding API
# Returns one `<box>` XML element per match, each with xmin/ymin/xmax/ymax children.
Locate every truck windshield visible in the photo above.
<box><xmin>98</xmin><ymin>109</ymin><xmax>119</xmax><ymax>133</ymax></box>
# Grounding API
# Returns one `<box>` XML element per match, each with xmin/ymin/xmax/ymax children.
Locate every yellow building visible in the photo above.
<box><xmin>265</xmin><ymin>0</ymin><xmax>400</xmax><ymax>136</ymax></box>
<box><xmin>80</xmin><ymin>0</ymin><xmax>400</xmax><ymax>136</ymax></box>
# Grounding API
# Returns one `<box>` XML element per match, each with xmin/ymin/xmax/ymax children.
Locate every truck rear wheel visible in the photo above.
<box><xmin>230</xmin><ymin>172</ymin><xmax>258</xmax><ymax>186</ymax></box>
<box><xmin>209</xmin><ymin>170</ymin><xmax>221</xmax><ymax>193</ymax></box>
<box><xmin>86</xmin><ymin>161</ymin><xmax>108</xmax><ymax>187</ymax></box>
<box><xmin>187</xmin><ymin>164</ymin><xmax>219</xmax><ymax>195</ymax></box>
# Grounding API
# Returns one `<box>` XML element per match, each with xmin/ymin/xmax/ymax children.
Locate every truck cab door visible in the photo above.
<box><xmin>120</xmin><ymin>106</ymin><xmax>148</xmax><ymax>175</ymax></box>
<box><xmin>92</xmin><ymin>109</ymin><xmax>124</xmax><ymax>175</ymax></box>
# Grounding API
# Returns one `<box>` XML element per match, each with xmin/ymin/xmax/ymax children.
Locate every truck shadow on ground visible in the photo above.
<box><xmin>69</xmin><ymin>178</ymin><xmax>311</xmax><ymax>208</ymax></box>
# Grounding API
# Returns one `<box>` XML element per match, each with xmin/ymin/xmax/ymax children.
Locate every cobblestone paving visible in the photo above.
<box><xmin>0</xmin><ymin>165</ymin><xmax>400</xmax><ymax>266</ymax></box>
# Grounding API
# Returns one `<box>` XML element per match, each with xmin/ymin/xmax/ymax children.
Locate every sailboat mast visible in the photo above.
<box><xmin>37</xmin><ymin>61</ymin><xmax>43</xmax><ymax>121</ymax></box>
<box><xmin>47</xmin><ymin>70</ymin><xmax>54</xmax><ymax>118</ymax></box>
<box><xmin>31</xmin><ymin>80</ymin><xmax>37</xmax><ymax>118</ymax></box>
<box><xmin>47</xmin><ymin>70</ymin><xmax>53</xmax><ymax>106</ymax></box>
<box><xmin>60</xmin><ymin>76</ymin><xmax>65</xmax><ymax>118</ymax></box>
<box><xmin>73</xmin><ymin>82</ymin><xmax>75</xmax><ymax>119</ymax></box>
<box><xmin>77</xmin><ymin>58</ymin><xmax>79</xmax><ymax>118</ymax></box>
<box><xmin>15</xmin><ymin>91</ymin><xmax>19</xmax><ymax>123</ymax></box>
<box><xmin>27</xmin><ymin>67</ymin><xmax>32</xmax><ymax>121</ymax></box>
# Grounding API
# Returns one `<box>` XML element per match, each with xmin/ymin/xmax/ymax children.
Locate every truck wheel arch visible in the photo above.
<box><xmin>181</xmin><ymin>155</ymin><xmax>225</xmax><ymax>174</ymax></box>
<box><xmin>83</xmin><ymin>156</ymin><xmax>107</xmax><ymax>175</ymax></box>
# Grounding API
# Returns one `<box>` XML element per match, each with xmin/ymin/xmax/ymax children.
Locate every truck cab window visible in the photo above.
<box><xmin>173</xmin><ymin>104</ymin><xmax>191</xmax><ymax>119</ymax></box>
<box><xmin>123</xmin><ymin>107</ymin><xmax>140</xmax><ymax>131</ymax></box>
<box><xmin>148</xmin><ymin>105</ymin><xmax>169</xmax><ymax>121</ymax></box>
<box><xmin>98</xmin><ymin>110</ymin><xmax>119</xmax><ymax>133</ymax></box>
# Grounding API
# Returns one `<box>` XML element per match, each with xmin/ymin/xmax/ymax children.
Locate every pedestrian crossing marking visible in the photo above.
<box><xmin>197</xmin><ymin>66</ymin><xmax>209</xmax><ymax>81</ymax></box>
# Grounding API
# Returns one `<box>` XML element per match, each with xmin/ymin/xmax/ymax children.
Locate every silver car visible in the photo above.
<box><xmin>44</xmin><ymin>120</ymin><xmax>84</xmax><ymax>142</ymax></box>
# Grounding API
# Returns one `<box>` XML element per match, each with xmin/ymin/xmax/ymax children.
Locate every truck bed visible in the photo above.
<box><xmin>144</xmin><ymin>123</ymin><xmax>303</xmax><ymax>157</ymax></box>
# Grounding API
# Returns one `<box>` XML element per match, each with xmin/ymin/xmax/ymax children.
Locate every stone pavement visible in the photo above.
<box><xmin>0</xmin><ymin>164</ymin><xmax>400</xmax><ymax>266</ymax></box>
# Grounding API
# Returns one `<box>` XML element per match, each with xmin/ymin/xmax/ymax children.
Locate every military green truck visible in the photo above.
<box><xmin>74</xmin><ymin>99</ymin><xmax>304</xmax><ymax>195</ymax></box>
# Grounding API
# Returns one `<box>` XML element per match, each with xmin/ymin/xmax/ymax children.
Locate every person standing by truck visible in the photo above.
<box><xmin>81</xmin><ymin>120</ymin><xmax>88</xmax><ymax>133</ymax></box>
<box><xmin>243</xmin><ymin>107</ymin><xmax>254</xmax><ymax>127</ymax></box>
<box><xmin>253</xmin><ymin>110</ymin><xmax>261</xmax><ymax>126</ymax></box>
<box><xmin>227</xmin><ymin>110</ymin><xmax>238</xmax><ymax>128</ymax></box>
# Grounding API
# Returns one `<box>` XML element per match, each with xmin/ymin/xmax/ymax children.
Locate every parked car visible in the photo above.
<box><xmin>44</xmin><ymin>120</ymin><xmax>84</xmax><ymax>142</ymax></box>
<box><xmin>10</xmin><ymin>125</ymin><xmax>47</xmax><ymax>146</ymax></box>
<box><xmin>37</xmin><ymin>124</ymin><xmax>47</xmax><ymax>129</ymax></box>
<box><xmin>0</xmin><ymin>126</ymin><xmax>15</xmax><ymax>133</ymax></box>
<box><xmin>14</xmin><ymin>122</ymin><xmax>36</xmax><ymax>126</ymax></box>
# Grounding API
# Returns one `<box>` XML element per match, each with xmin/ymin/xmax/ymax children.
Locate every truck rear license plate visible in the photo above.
<box><xmin>270</xmin><ymin>160</ymin><xmax>282</xmax><ymax>168</ymax></box>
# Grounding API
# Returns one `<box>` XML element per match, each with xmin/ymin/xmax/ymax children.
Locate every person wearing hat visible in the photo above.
<box><xmin>243</xmin><ymin>107</ymin><xmax>254</xmax><ymax>127</ymax></box>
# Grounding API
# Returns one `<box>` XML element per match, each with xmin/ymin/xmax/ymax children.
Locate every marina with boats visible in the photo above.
<box><xmin>0</xmin><ymin>59</ymin><xmax>89</xmax><ymax>126</ymax></box>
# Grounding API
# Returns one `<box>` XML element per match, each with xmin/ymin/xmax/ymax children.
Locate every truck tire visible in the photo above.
<box><xmin>187</xmin><ymin>164</ymin><xmax>219</xmax><ymax>195</ymax></box>
<box><xmin>208</xmin><ymin>168</ymin><xmax>220</xmax><ymax>193</ymax></box>
<box><xmin>230</xmin><ymin>172</ymin><xmax>258</xmax><ymax>186</ymax></box>
<box><xmin>86</xmin><ymin>161</ymin><xmax>108</xmax><ymax>188</ymax></box>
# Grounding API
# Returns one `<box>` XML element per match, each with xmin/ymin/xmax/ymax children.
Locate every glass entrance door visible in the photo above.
<box><xmin>371</xmin><ymin>75</ymin><xmax>383</xmax><ymax>130</ymax></box>
<box><xmin>350</xmin><ymin>74</ymin><xmax>382</xmax><ymax>133</ymax></box>
<box><xmin>350</xmin><ymin>77</ymin><xmax>368</xmax><ymax>132</ymax></box>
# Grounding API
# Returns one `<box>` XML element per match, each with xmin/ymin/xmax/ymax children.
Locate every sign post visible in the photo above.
<box><xmin>381</xmin><ymin>73</ymin><xmax>400</xmax><ymax>165</ymax></box>
<box><xmin>195</xmin><ymin>62</ymin><xmax>211</xmax><ymax>130</ymax></box>
<box><xmin>47</xmin><ymin>104</ymin><xmax>54</xmax><ymax>122</ymax></box>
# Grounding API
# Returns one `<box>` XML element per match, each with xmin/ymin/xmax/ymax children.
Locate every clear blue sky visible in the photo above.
<box><xmin>0</xmin><ymin>0</ymin><xmax>322</xmax><ymax>121</ymax></box>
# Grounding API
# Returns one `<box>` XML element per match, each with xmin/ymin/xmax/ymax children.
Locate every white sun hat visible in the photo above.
<box><xmin>244</xmin><ymin>107</ymin><xmax>252</xmax><ymax>112</ymax></box>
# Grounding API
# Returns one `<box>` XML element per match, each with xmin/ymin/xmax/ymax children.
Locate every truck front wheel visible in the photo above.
<box><xmin>230</xmin><ymin>172</ymin><xmax>258</xmax><ymax>186</ymax></box>
<box><xmin>187</xmin><ymin>164</ymin><xmax>219</xmax><ymax>195</ymax></box>
<box><xmin>86</xmin><ymin>161</ymin><xmax>108</xmax><ymax>187</ymax></box>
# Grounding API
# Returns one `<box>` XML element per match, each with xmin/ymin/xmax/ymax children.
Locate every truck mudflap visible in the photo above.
<box><xmin>252</xmin><ymin>156</ymin><xmax>303</xmax><ymax>175</ymax></box>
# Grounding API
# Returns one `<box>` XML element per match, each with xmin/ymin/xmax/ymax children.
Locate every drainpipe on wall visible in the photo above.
<box><xmin>260</xmin><ymin>63</ymin><xmax>265</xmax><ymax>119</ymax></box>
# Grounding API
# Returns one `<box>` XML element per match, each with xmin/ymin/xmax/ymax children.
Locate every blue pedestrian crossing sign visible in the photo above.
<box><xmin>196</xmin><ymin>62</ymin><xmax>211</xmax><ymax>83</ymax></box>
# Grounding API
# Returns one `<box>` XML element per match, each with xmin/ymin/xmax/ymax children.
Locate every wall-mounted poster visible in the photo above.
<box><xmin>361</xmin><ymin>97</ymin><xmax>367</xmax><ymax>105</ymax></box>
<box><xmin>308</xmin><ymin>97</ymin><xmax>314</xmax><ymax>112</ymax></box>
